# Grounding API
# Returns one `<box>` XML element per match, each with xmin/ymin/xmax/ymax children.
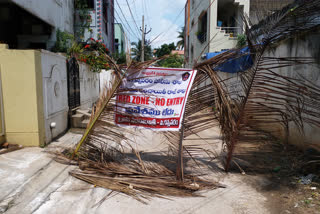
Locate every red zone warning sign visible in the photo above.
<box><xmin>115</xmin><ymin>67</ymin><xmax>197</xmax><ymax>131</ymax></box>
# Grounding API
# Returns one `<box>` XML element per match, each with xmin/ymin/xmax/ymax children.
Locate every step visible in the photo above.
<box><xmin>71</xmin><ymin>114</ymin><xmax>84</xmax><ymax>128</ymax></box>
<box><xmin>76</xmin><ymin>109</ymin><xmax>92</xmax><ymax>117</ymax></box>
<box><xmin>80</xmin><ymin>119</ymin><xmax>90</xmax><ymax>129</ymax></box>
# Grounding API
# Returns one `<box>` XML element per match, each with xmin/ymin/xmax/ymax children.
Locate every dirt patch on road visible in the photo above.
<box><xmin>230</xmin><ymin>141</ymin><xmax>320</xmax><ymax>214</ymax></box>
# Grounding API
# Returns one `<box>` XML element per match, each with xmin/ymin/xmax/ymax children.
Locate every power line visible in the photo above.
<box><xmin>149</xmin><ymin>5</ymin><xmax>185</xmax><ymax>45</ymax></box>
<box><xmin>143</xmin><ymin>0</ymin><xmax>151</xmax><ymax>28</ymax></box>
<box><xmin>114</xmin><ymin>9</ymin><xmax>138</xmax><ymax>40</ymax></box>
<box><xmin>114</xmin><ymin>0</ymin><xmax>140</xmax><ymax>40</ymax></box>
<box><xmin>125</xmin><ymin>0</ymin><xmax>141</xmax><ymax>34</ymax></box>
<box><xmin>133</xmin><ymin>0</ymin><xmax>140</xmax><ymax>24</ymax></box>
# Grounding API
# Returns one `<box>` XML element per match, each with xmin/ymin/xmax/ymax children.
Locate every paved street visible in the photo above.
<box><xmin>0</xmin><ymin>128</ymin><xmax>270</xmax><ymax>214</ymax></box>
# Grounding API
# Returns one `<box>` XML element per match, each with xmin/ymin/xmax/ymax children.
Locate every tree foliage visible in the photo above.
<box><xmin>157</xmin><ymin>54</ymin><xmax>183</xmax><ymax>68</ymax></box>
<box><xmin>154</xmin><ymin>42</ymin><xmax>176</xmax><ymax>58</ymax></box>
<box><xmin>131</xmin><ymin>40</ymin><xmax>152</xmax><ymax>61</ymax></box>
<box><xmin>52</xmin><ymin>29</ymin><xmax>74</xmax><ymax>53</ymax></box>
<box><xmin>112</xmin><ymin>52</ymin><xmax>127</xmax><ymax>65</ymax></box>
<box><xmin>177</xmin><ymin>27</ymin><xmax>185</xmax><ymax>50</ymax></box>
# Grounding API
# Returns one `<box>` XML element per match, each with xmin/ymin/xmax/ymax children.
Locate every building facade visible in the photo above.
<box><xmin>0</xmin><ymin>0</ymin><xmax>115</xmax><ymax>52</ymax></box>
<box><xmin>114</xmin><ymin>23</ymin><xmax>126</xmax><ymax>54</ymax></box>
<box><xmin>75</xmin><ymin>0</ymin><xmax>115</xmax><ymax>52</ymax></box>
<box><xmin>0</xmin><ymin>0</ymin><xmax>74</xmax><ymax>50</ymax></box>
<box><xmin>184</xmin><ymin>0</ymin><xmax>294</xmax><ymax>68</ymax></box>
<box><xmin>250</xmin><ymin>0</ymin><xmax>294</xmax><ymax>25</ymax></box>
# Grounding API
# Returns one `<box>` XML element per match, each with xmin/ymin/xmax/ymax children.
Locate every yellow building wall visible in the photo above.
<box><xmin>0</xmin><ymin>44</ymin><xmax>45</xmax><ymax>147</ymax></box>
<box><xmin>0</xmin><ymin>67</ymin><xmax>5</xmax><ymax>144</ymax></box>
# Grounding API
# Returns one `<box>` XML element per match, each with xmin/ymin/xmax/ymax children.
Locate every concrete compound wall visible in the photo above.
<box><xmin>99</xmin><ymin>69</ymin><xmax>116</xmax><ymax>91</ymax></box>
<box><xmin>262</xmin><ymin>31</ymin><xmax>320</xmax><ymax>147</ymax></box>
<box><xmin>0</xmin><ymin>44</ymin><xmax>100</xmax><ymax>146</ymax></box>
<box><xmin>40</xmin><ymin>50</ymin><xmax>69</xmax><ymax>145</ymax></box>
<box><xmin>79</xmin><ymin>63</ymin><xmax>100</xmax><ymax>109</ymax></box>
<box><xmin>215</xmin><ymin>30</ymin><xmax>320</xmax><ymax>148</ymax></box>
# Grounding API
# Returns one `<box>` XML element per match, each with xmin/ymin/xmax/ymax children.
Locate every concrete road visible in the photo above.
<box><xmin>0</xmin><ymin>129</ymin><xmax>270</xmax><ymax>214</ymax></box>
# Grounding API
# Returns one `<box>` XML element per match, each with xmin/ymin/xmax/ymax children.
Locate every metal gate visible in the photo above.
<box><xmin>67</xmin><ymin>57</ymin><xmax>80</xmax><ymax>110</ymax></box>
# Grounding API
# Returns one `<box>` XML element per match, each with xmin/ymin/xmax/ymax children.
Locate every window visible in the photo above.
<box><xmin>103</xmin><ymin>1</ymin><xmax>108</xmax><ymax>35</ymax></box>
<box><xmin>103</xmin><ymin>1</ymin><xmax>108</xmax><ymax>20</ymax></box>
<box><xmin>75</xmin><ymin>0</ymin><xmax>94</xmax><ymax>9</ymax></box>
<box><xmin>197</xmin><ymin>11</ymin><xmax>207</xmax><ymax>43</ymax></box>
<box><xmin>186</xmin><ymin>35</ymin><xmax>190</xmax><ymax>53</ymax></box>
<box><xmin>86</xmin><ymin>0</ymin><xmax>95</xmax><ymax>9</ymax></box>
<box><xmin>191</xmin><ymin>45</ymin><xmax>194</xmax><ymax>62</ymax></box>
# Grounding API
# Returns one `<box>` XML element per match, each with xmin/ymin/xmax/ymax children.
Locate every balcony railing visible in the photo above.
<box><xmin>221</xmin><ymin>27</ymin><xmax>242</xmax><ymax>37</ymax></box>
<box><xmin>196</xmin><ymin>32</ymin><xmax>207</xmax><ymax>44</ymax></box>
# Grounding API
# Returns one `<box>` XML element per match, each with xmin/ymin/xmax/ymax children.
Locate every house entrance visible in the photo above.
<box><xmin>67</xmin><ymin>57</ymin><xmax>81</xmax><ymax>110</ymax></box>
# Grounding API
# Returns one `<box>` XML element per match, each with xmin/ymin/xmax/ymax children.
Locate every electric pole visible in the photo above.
<box><xmin>140</xmin><ymin>15</ymin><xmax>152</xmax><ymax>62</ymax></box>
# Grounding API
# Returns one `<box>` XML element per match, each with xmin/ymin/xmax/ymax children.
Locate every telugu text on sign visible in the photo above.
<box><xmin>115</xmin><ymin>67</ymin><xmax>197</xmax><ymax>131</ymax></box>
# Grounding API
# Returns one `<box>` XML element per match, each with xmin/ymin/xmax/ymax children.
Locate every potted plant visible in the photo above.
<box><xmin>195</xmin><ymin>31</ymin><xmax>203</xmax><ymax>40</ymax></box>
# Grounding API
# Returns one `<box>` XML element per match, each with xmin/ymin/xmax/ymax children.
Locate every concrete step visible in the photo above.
<box><xmin>71</xmin><ymin>114</ymin><xmax>84</xmax><ymax>128</ymax></box>
<box><xmin>81</xmin><ymin>119</ymin><xmax>90</xmax><ymax>129</ymax></box>
<box><xmin>76</xmin><ymin>109</ymin><xmax>91</xmax><ymax>118</ymax></box>
<box><xmin>71</xmin><ymin>108</ymin><xmax>93</xmax><ymax>129</ymax></box>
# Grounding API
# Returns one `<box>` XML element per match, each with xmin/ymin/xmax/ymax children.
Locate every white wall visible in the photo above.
<box><xmin>40</xmin><ymin>50</ymin><xmax>68</xmax><ymax>144</ymax></box>
<box><xmin>262</xmin><ymin>31</ymin><xmax>320</xmax><ymax>147</ymax></box>
<box><xmin>100</xmin><ymin>69</ymin><xmax>115</xmax><ymax>91</ymax></box>
<box><xmin>215</xmin><ymin>31</ymin><xmax>320</xmax><ymax>148</ymax></box>
<box><xmin>40</xmin><ymin>52</ymin><xmax>100</xmax><ymax>143</ymax></box>
<box><xmin>79</xmin><ymin>63</ymin><xmax>100</xmax><ymax>109</ymax></box>
<box><xmin>234</xmin><ymin>0</ymin><xmax>250</xmax><ymax>15</ymax></box>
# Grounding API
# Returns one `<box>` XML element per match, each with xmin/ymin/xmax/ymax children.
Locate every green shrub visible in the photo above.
<box><xmin>236</xmin><ymin>34</ymin><xmax>247</xmax><ymax>48</ymax></box>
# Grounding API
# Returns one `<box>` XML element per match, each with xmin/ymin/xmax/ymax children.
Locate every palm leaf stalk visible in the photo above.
<box><xmin>196</xmin><ymin>0</ymin><xmax>320</xmax><ymax>171</ymax></box>
<box><xmin>56</xmin><ymin>50</ymin><xmax>225</xmax><ymax>203</ymax></box>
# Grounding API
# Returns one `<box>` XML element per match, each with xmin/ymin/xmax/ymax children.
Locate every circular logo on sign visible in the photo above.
<box><xmin>182</xmin><ymin>72</ymin><xmax>190</xmax><ymax>81</ymax></box>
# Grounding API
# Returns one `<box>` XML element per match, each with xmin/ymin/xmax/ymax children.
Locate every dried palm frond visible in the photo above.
<box><xmin>55</xmin><ymin>53</ymin><xmax>224</xmax><ymax>203</ymax></box>
<box><xmin>196</xmin><ymin>0</ymin><xmax>320</xmax><ymax>171</ymax></box>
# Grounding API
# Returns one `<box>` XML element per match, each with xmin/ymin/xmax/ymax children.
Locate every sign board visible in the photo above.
<box><xmin>115</xmin><ymin>67</ymin><xmax>197</xmax><ymax>131</ymax></box>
